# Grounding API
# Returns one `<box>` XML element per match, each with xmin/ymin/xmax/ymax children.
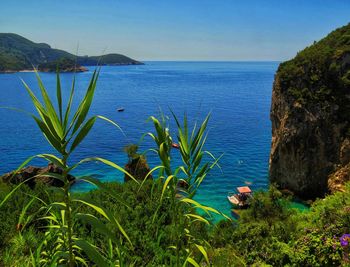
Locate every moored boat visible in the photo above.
<box><xmin>172</xmin><ymin>143</ymin><xmax>180</xmax><ymax>149</ymax></box>
<box><xmin>227</xmin><ymin>186</ymin><xmax>252</xmax><ymax>209</ymax></box>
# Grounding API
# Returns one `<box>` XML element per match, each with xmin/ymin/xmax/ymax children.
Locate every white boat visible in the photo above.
<box><xmin>227</xmin><ymin>186</ymin><xmax>252</xmax><ymax>208</ymax></box>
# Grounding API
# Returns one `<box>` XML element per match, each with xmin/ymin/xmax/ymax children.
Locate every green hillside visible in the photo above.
<box><xmin>78</xmin><ymin>53</ymin><xmax>143</xmax><ymax>65</ymax></box>
<box><xmin>0</xmin><ymin>33</ymin><xmax>143</xmax><ymax>72</ymax></box>
<box><xmin>37</xmin><ymin>57</ymin><xmax>87</xmax><ymax>72</ymax></box>
<box><xmin>278</xmin><ymin>23</ymin><xmax>350</xmax><ymax>114</ymax></box>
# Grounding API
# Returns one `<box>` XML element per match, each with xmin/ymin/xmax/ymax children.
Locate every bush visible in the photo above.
<box><xmin>209</xmin><ymin>184</ymin><xmax>350</xmax><ymax>266</ymax></box>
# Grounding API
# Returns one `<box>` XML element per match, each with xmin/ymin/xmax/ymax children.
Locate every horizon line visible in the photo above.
<box><xmin>137</xmin><ymin>59</ymin><xmax>283</xmax><ymax>62</ymax></box>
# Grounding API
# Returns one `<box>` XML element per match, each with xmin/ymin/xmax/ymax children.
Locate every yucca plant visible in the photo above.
<box><xmin>148</xmin><ymin>113</ymin><xmax>229</xmax><ymax>266</ymax></box>
<box><xmin>172</xmin><ymin>112</ymin><xmax>222</xmax><ymax>198</ymax></box>
<box><xmin>1</xmin><ymin>69</ymin><xmax>138</xmax><ymax>266</ymax></box>
<box><xmin>148</xmin><ymin>114</ymin><xmax>173</xmax><ymax>177</ymax></box>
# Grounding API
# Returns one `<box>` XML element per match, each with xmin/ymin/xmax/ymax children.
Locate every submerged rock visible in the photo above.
<box><xmin>1</xmin><ymin>163</ymin><xmax>75</xmax><ymax>188</ymax></box>
<box><xmin>269</xmin><ymin>23</ymin><xmax>350</xmax><ymax>199</ymax></box>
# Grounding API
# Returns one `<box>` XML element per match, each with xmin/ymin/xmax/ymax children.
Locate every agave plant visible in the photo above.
<box><xmin>148</xmin><ymin>114</ymin><xmax>173</xmax><ymax>177</ymax></box>
<box><xmin>1</xmin><ymin>69</ymin><xmax>137</xmax><ymax>266</ymax></box>
<box><xmin>172</xmin><ymin>112</ymin><xmax>223</xmax><ymax>198</ymax></box>
<box><xmin>148</xmin><ymin>112</ymin><xmax>230</xmax><ymax>266</ymax></box>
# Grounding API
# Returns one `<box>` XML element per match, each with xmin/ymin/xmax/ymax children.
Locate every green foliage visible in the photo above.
<box><xmin>0</xmin><ymin>51</ymin><xmax>27</xmax><ymax>71</ymax></box>
<box><xmin>0</xmin><ymin>178</ymin><xmax>212</xmax><ymax>266</ymax></box>
<box><xmin>208</xmin><ymin>246</ymin><xmax>246</xmax><ymax>267</ymax></box>
<box><xmin>1</xmin><ymin>52</ymin><xmax>350</xmax><ymax>265</ymax></box>
<box><xmin>123</xmin><ymin>144</ymin><xmax>153</xmax><ymax>182</ymax></box>
<box><xmin>37</xmin><ymin>57</ymin><xmax>83</xmax><ymax>72</ymax></box>
<box><xmin>240</xmin><ymin>185</ymin><xmax>292</xmax><ymax>224</ymax></box>
<box><xmin>172</xmin><ymin>112</ymin><xmax>222</xmax><ymax>198</ymax></box>
<box><xmin>123</xmin><ymin>144</ymin><xmax>140</xmax><ymax>162</ymax></box>
<box><xmin>0</xmin><ymin>71</ymin><xmax>224</xmax><ymax>266</ymax></box>
<box><xmin>209</xmin><ymin>184</ymin><xmax>350</xmax><ymax>266</ymax></box>
<box><xmin>0</xmin><ymin>182</ymin><xmax>47</xmax><ymax>251</ymax></box>
<box><xmin>148</xmin><ymin>114</ymin><xmax>173</xmax><ymax>176</ymax></box>
<box><xmin>78</xmin><ymin>53</ymin><xmax>143</xmax><ymax>66</ymax></box>
<box><xmin>148</xmin><ymin>113</ymin><xmax>226</xmax><ymax>266</ymax></box>
<box><xmin>1</xmin><ymin>70</ymin><xmax>135</xmax><ymax>266</ymax></box>
<box><xmin>2</xmin><ymin>175</ymin><xmax>350</xmax><ymax>266</ymax></box>
<box><xmin>2</xmin><ymin>227</ymin><xmax>40</xmax><ymax>267</ymax></box>
<box><xmin>277</xmin><ymin>23</ymin><xmax>350</xmax><ymax>121</ymax></box>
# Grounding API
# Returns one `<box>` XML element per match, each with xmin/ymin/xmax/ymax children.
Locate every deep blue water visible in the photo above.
<box><xmin>0</xmin><ymin>61</ymin><xmax>278</xmax><ymax>217</ymax></box>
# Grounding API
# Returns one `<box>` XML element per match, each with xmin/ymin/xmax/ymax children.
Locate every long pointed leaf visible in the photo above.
<box><xmin>195</xmin><ymin>244</ymin><xmax>209</xmax><ymax>264</ymax></box>
<box><xmin>74</xmin><ymin>198</ymin><xmax>132</xmax><ymax>245</ymax></box>
<box><xmin>76</xmin><ymin>176</ymin><xmax>130</xmax><ymax>208</ymax></box>
<box><xmin>63</xmin><ymin>76</ymin><xmax>75</xmax><ymax>131</ymax></box>
<box><xmin>32</xmin><ymin>116</ymin><xmax>62</xmax><ymax>152</ymax></box>
<box><xmin>71</xmin><ymin>69</ymin><xmax>99</xmax><ymax>134</ymax></box>
<box><xmin>70</xmin><ymin>157</ymin><xmax>139</xmax><ymax>184</ymax></box>
<box><xmin>56</xmin><ymin>71</ymin><xmax>63</xmax><ymax>123</ymax></box>
<box><xmin>161</xmin><ymin>175</ymin><xmax>175</xmax><ymax>201</ymax></box>
<box><xmin>34</xmin><ymin>70</ymin><xmax>63</xmax><ymax>137</ymax></box>
<box><xmin>70</xmin><ymin>116</ymin><xmax>96</xmax><ymax>153</ymax></box>
<box><xmin>76</xmin><ymin>213</ymin><xmax>117</xmax><ymax>243</ymax></box>
<box><xmin>74</xmin><ymin>239</ymin><xmax>110</xmax><ymax>267</ymax></box>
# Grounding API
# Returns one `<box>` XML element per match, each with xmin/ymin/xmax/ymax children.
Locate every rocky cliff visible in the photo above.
<box><xmin>269</xmin><ymin>23</ymin><xmax>350</xmax><ymax>199</ymax></box>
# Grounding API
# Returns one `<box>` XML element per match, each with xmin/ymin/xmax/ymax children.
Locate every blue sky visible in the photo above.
<box><xmin>0</xmin><ymin>0</ymin><xmax>349</xmax><ymax>61</ymax></box>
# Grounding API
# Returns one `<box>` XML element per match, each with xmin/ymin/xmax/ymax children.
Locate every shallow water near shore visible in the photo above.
<box><xmin>0</xmin><ymin>61</ymin><xmax>282</xmax><ymax>217</ymax></box>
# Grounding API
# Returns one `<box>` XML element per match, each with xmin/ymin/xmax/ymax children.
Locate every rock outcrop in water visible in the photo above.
<box><xmin>124</xmin><ymin>157</ymin><xmax>152</xmax><ymax>182</ymax></box>
<box><xmin>269</xmin><ymin>23</ymin><xmax>350</xmax><ymax>199</ymax></box>
<box><xmin>1</xmin><ymin>163</ymin><xmax>75</xmax><ymax>188</ymax></box>
<box><xmin>123</xmin><ymin>144</ymin><xmax>152</xmax><ymax>182</ymax></box>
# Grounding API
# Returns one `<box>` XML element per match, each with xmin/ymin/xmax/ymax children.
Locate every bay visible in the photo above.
<box><xmin>0</xmin><ymin>61</ymin><xmax>279</xmax><ymax>216</ymax></box>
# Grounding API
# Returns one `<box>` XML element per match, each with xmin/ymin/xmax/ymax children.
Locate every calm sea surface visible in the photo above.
<box><xmin>0</xmin><ymin>61</ymin><xmax>279</xmax><ymax>217</ymax></box>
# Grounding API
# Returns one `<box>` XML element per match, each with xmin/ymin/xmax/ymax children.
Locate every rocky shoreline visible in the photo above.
<box><xmin>38</xmin><ymin>65</ymin><xmax>88</xmax><ymax>73</ymax></box>
<box><xmin>0</xmin><ymin>67</ymin><xmax>87</xmax><ymax>73</ymax></box>
<box><xmin>0</xmin><ymin>62</ymin><xmax>144</xmax><ymax>73</ymax></box>
<box><xmin>0</xmin><ymin>163</ymin><xmax>75</xmax><ymax>188</ymax></box>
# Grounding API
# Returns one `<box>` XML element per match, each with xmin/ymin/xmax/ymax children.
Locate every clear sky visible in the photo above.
<box><xmin>0</xmin><ymin>0</ymin><xmax>349</xmax><ymax>61</ymax></box>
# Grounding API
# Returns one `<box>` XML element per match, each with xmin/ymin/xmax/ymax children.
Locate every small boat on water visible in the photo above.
<box><xmin>117</xmin><ymin>107</ymin><xmax>125</xmax><ymax>112</ymax></box>
<box><xmin>227</xmin><ymin>186</ymin><xmax>252</xmax><ymax>209</ymax></box>
<box><xmin>172</xmin><ymin>143</ymin><xmax>180</xmax><ymax>149</ymax></box>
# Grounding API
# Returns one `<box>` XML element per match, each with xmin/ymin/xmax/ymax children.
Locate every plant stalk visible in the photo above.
<box><xmin>62</xmin><ymin>155</ymin><xmax>74</xmax><ymax>267</ymax></box>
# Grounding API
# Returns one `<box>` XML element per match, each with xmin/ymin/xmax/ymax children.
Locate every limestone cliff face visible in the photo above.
<box><xmin>269</xmin><ymin>23</ymin><xmax>350</xmax><ymax>198</ymax></box>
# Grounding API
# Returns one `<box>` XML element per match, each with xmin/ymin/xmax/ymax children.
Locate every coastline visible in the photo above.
<box><xmin>19</xmin><ymin>69</ymin><xmax>35</xmax><ymax>72</ymax></box>
<box><xmin>0</xmin><ymin>62</ymin><xmax>144</xmax><ymax>74</ymax></box>
<box><xmin>0</xmin><ymin>67</ymin><xmax>88</xmax><ymax>74</ymax></box>
<box><xmin>0</xmin><ymin>61</ymin><xmax>276</xmax><ymax>217</ymax></box>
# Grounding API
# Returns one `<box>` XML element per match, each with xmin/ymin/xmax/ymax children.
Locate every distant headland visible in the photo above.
<box><xmin>0</xmin><ymin>33</ymin><xmax>143</xmax><ymax>73</ymax></box>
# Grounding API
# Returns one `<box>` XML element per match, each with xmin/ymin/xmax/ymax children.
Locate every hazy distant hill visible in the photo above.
<box><xmin>0</xmin><ymin>33</ymin><xmax>143</xmax><ymax>72</ymax></box>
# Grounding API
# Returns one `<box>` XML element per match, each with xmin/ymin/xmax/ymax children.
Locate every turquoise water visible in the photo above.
<box><xmin>0</xmin><ymin>61</ymin><xmax>278</xmax><ymax>217</ymax></box>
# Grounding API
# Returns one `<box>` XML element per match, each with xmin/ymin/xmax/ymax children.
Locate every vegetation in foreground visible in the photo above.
<box><xmin>0</xmin><ymin>69</ymin><xmax>349</xmax><ymax>266</ymax></box>
<box><xmin>0</xmin><ymin>69</ymin><xmax>224</xmax><ymax>266</ymax></box>
<box><xmin>1</xmin><ymin>178</ymin><xmax>350</xmax><ymax>266</ymax></box>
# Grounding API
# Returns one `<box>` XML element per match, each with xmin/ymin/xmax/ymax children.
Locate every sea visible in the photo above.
<box><xmin>0</xmin><ymin>61</ymin><xmax>280</xmax><ymax>218</ymax></box>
